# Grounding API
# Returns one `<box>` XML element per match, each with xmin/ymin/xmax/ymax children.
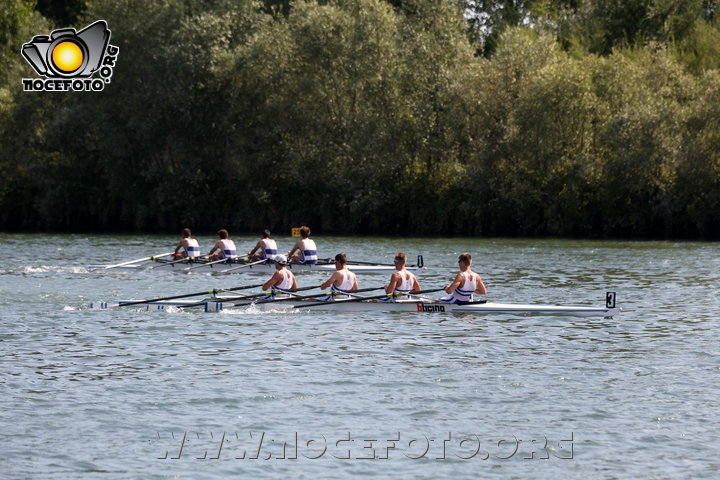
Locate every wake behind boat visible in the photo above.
<box><xmin>89</xmin><ymin>291</ymin><xmax>620</xmax><ymax>317</ymax></box>
<box><xmin>87</xmin><ymin>255</ymin><xmax>426</xmax><ymax>274</ymax></box>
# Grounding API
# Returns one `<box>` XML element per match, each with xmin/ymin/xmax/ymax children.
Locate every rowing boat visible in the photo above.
<box><xmin>87</xmin><ymin>255</ymin><xmax>426</xmax><ymax>274</ymax></box>
<box><xmin>89</xmin><ymin>292</ymin><xmax>620</xmax><ymax>317</ymax></box>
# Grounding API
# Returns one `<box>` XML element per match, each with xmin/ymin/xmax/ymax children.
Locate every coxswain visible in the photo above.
<box><xmin>440</xmin><ymin>253</ymin><xmax>487</xmax><ymax>303</ymax></box>
<box><xmin>173</xmin><ymin>228</ymin><xmax>200</xmax><ymax>260</ymax></box>
<box><xmin>207</xmin><ymin>229</ymin><xmax>237</xmax><ymax>261</ymax></box>
<box><xmin>262</xmin><ymin>254</ymin><xmax>297</xmax><ymax>298</ymax></box>
<box><xmin>288</xmin><ymin>226</ymin><xmax>317</xmax><ymax>264</ymax></box>
<box><xmin>320</xmin><ymin>253</ymin><xmax>358</xmax><ymax>300</ymax></box>
<box><xmin>384</xmin><ymin>252</ymin><xmax>421</xmax><ymax>299</ymax></box>
<box><xmin>247</xmin><ymin>229</ymin><xmax>278</xmax><ymax>261</ymax></box>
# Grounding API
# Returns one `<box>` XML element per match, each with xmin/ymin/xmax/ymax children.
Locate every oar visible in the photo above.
<box><xmin>218</xmin><ymin>259</ymin><xmax>268</xmax><ymax>274</ymax></box>
<box><xmin>230</xmin><ymin>284</ymin><xmax>329</xmax><ymax>307</ymax></box>
<box><xmin>231</xmin><ymin>286</ymin><xmax>385</xmax><ymax>307</ymax></box>
<box><xmin>178</xmin><ymin>284</ymin><xmax>323</xmax><ymax>308</ymax></box>
<box><xmin>116</xmin><ymin>283</ymin><xmax>265</xmax><ymax>308</ymax></box>
<box><xmin>210</xmin><ymin>285</ymin><xmax>320</xmax><ymax>303</ymax></box>
<box><xmin>103</xmin><ymin>252</ymin><xmax>174</xmax><ymax>270</ymax></box>
<box><xmin>177</xmin><ymin>291</ymin><xmax>274</xmax><ymax>308</ymax></box>
<box><xmin>150</xmin><ymin>256</ymin><xmax>204</xmax><ymax>269</ymax></box>
<box><xmin>183</xmin><ymin>256</ymin><xmax>246</xmax><ymax>271</ymax></box>
<box><xmin>293</xmin><ymin>287</ymin><xmax>446</xmax><ymax>309</ymax></box>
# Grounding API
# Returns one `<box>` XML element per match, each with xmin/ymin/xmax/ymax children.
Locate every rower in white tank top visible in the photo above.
<box><xmin>219</xmin><ymin>239</ymin><xmax>237</xmax><ymax>259</ymax></box>
<box><xmin>299</xmin><ymin>239</ymin><xmax>317</xmax><ymax>264</ymax></box>
<box><xmin>330</xmin><ymin>270</ymin><xmax>357</xmax><ymax>300</ymax></box>
<box><xmin>184</xmin><ymin>238</ymin><xmax>200</xmax><ymax>258</ymax></box>
<box><xmin>395</xmin><ymin>270</ymin><xmax>418</xmax><ymax>294</ymax></box>
<box><xmin>384</xmin><ymin>253</ymin><xmax>421</xmax><ymax>301</ymax></box>
<box><xmin>441</xmin><ymin>271</ymin><xmax>479</xmax><ymax>303</ymax></box>
<box><xmin>272</xmin><ymin>269</ymin><xmax>294</xmax><ymax>295</ymax></box>
<box><xmin>173</xmin><ymin>228</ymin><xmax>200</xmax><ymax>260</ymax></box>
<box><xmin>289</xmin><ymin>226</ymin><xmax>318</xmax><ymax>264</ymax></box>
<box><xmin>441</xmin><ymin>253</ymin><xmax>486</xmax><ymax>304</ymax></box>
<box><xmin>248</xmin><ymin>230</ymin><xmax>278</xmax><ymax>261</ymax></box>
<box><xmin>320</xmin><ymin>253</ymin><xmax>358</xmax><ymax>300</ymax></box>
<box><xmin>207</xmin><ymin>229</ymin><xmax>237</xmax><ymax>261</ymax></box>
<box><xmin>262</xmin><ymin>255</ymin><xmax>297</xmax><ymax>299</ymax></box>
<box><xmin>261</xmin><ymin>239</ymin><xmax>278</xmax><ymax>259</ymax></box>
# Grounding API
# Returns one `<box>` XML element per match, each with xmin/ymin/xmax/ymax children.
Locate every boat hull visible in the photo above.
<box><xmin>89</xmin><ymin>298</ymin><xmax>620</xmax><ymax>317</ymax></box>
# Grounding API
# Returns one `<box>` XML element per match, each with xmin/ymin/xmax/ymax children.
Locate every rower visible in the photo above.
<box><xmin>207</xmin><ymin>229</ymin><xmax>237</xmax><ymax>261</ymax></box>
<box><xmin>288</xmin><ymin>226</ymin><xmax>317</xmax><ymax>264</ymax></box>
<box><xmin>320</xmin><ymin>253</ymin><xmax>358</xmax><ymax>300</ymax></box>
<box><xmin>173</xmin><ymin>228</ymin><xmax>200</xmax><ymax>260</ymax></box>
<box><xmin>247</xmin><ymin>229</ymin><xmax>278</xmax><ymax>261</ymax></box>
<box><xmin>262</xmin><ymin>254</ymin><xmax>297</xmax><ymax>299</ymax></box>
<box><xmin>440</xmin><ymin>253</ymin><xmax>486</xmax><ymax>304</ymax></box>
<box><xmin>384</xmin><ymin>252</ymin><xmax>421</xmax><ymax>299</ymax></box>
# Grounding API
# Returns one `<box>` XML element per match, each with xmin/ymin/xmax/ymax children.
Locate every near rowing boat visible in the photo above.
<box><xmin>89</xmin><ymin>291</ymin><xmax>620</xmax><ymax>317</ymax></box>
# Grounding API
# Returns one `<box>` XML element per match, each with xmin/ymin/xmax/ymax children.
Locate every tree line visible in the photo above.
<box><xmin>1</xmin><ymin>0</ymin><xmax>718</xmax><ymax>238</ymax></box>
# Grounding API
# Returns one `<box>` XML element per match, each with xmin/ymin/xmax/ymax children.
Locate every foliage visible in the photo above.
<box><xmin>0</xmin><ymin>0</ymin><xmax>718</xmax><ymax>238</ymax></box>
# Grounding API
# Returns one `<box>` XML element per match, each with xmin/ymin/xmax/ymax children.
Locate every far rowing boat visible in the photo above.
<box><xmin>87</xmin><ymin>255</ymin><xmax>425</xmax><ymax>274</ymax></box>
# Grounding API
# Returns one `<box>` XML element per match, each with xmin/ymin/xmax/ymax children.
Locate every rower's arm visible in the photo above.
<box><xmin>351</xmin><ymin>276</ymin><xmax>358</xmax><ymax>291</ymax></box>
<box><xmin>475</xmin><ymin>276</ymin><xmax>487</xmax><ymax>295</ymax></box>
<box><xmin>385</xmin><ymin>273</ymin><xmax>400</xmax><ymax>294</ymax></box>
<box><xmin>207</xmin><ymin>240</ymin><xmax>220</xmax><ymax>256</ymax></box>
<box><xmin>290</xmin><ymin>275</ymin><xmax>298</xmax><ymax>290</ymax></box>
<box><xmin>263</xmin><ymin>271</ymin><xmax>281</xmax><ymax>291</ymax></box>
<box><xmin>412</xmin><ymin>276</ymin><xmax>421</xmax><ymax>292</ymax></box>
<box><xmin>174</xmin><ymin>238</ymin><xmax>185</xmax><ymax>256</ymax></box>
<box><xmin>445</xmin><ymin>273</ymin><xmax>465</xmax><ymax>294</ymax></box>
<box><xmin>320</xmin><ymin>272</ymin><xmax>339</xmax><ymax>290</ymax></box>
<box><xmin>247</xmin><ymin>240</ymin><xmax>262</xmax><ymax>256</ymax></box>
<box><xmin>287</xmin><ymin>240</ymin><xmax>301</xmax><ymax>257</ymax></box>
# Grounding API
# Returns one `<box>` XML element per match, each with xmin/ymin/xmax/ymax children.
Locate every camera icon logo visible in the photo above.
<box><xmin>22</xmin><ymin>20</ymin><xmax>111</xmax><ymax>77</ymax></box>
<box><xmin>21</xmin><ymin>20</ymin><xmax>119</xmax><ymax>92</ymax></box>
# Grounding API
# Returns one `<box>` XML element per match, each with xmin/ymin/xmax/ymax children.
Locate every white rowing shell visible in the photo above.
<box><xmin>89</xmin><ymin>298</ymin><xmax>620</xmax><ymax>317</ymax></box>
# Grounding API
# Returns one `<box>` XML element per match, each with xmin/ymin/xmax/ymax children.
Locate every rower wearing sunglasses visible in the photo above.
<box><xmin>441</xmin><ymin>253</ymin><xmax>487</xmax><ymax>304</ymax></box>
<box><xmin>319</xmin><ymin>253</ymin><xmax>358</xmax><ymax>300</ymax></box>
<box><xmin>384</xmin><ymin>252</ymin><xmax>421</xmax><ymax>300</ymax></box>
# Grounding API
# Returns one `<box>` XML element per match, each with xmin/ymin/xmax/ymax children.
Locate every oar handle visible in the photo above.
<box><xmin>150</xmin><ymin>256</ymin><xmax>201</xmax><ymax>269</ymax></box>
<box><xmin>293</xmin><ymin>287</ymin><xmax>446</xmax><ymax>308</ymax></box>
<box><xmin>184</xmin><ymin>257</ymin><xmax>234</xmax><ymax>271</ymax></box>
<box><xmin>231</xmin><ymin>285</ymin><xmax>322</xmax><ymax>307</ymax></box>
<box><xmin>220</xmin><ymin>259</ymin><xmax>267</xmax><ymax>273</ymax></box>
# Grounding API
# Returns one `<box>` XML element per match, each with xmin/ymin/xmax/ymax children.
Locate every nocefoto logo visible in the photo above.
<box><xmin>21</xmin><ymin>20</ymin><xmax>119</xmax><ymax>92</ymax></box>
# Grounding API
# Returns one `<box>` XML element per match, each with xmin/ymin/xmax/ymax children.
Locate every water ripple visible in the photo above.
<box><xmin>1</xmin><ymin>235</ymin><xmax>719</xmax><ymax>478</ymax></box>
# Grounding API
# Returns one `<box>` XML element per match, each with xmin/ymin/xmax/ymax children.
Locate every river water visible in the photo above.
<box><xmin>1</xmin><ymin>233</ymin><xmax>718</xmax><ymax>479</ymax></box>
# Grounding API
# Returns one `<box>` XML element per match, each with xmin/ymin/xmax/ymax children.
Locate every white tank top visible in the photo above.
<box><xmin>395</xmin><ymin>270</ymin><xmax>417</xmax><ymax>293</ymax></box>
<box><xmin>331</xmin><ymin>270</ymin><xmax>356</xmax><ymax>292</ymax></box>
<box><xmin>184</xmin><ymin>238</ymin><xmax>200</xmax><ymax>257</ymax></box>
<box><xmin>330</xmin><ymin>269</ymin><xmax>356</xmax><ymax>300</ymax></box>
<box><xmin>261</xmin><ymin>239</ymin><xmax>278</xmax><ymax>258</ymax></box>
<box><xmin>273</xmin><ymin>268</ymin><xmax>294</xmax><ymax>291</ymax></box>
<box><xmin>444</xmin><ymin>271</ymin><xmax>478</xmax><ymax>303</ymax></box>
<box><xmin>219</xmin><ymin>239</ymin><xmax>237</xmax><ymax>258</ymax></box>
<box><xmin>300</xmin><ymin>239</ymin><xmax>317</xmax><ymax>264</ymax></box>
